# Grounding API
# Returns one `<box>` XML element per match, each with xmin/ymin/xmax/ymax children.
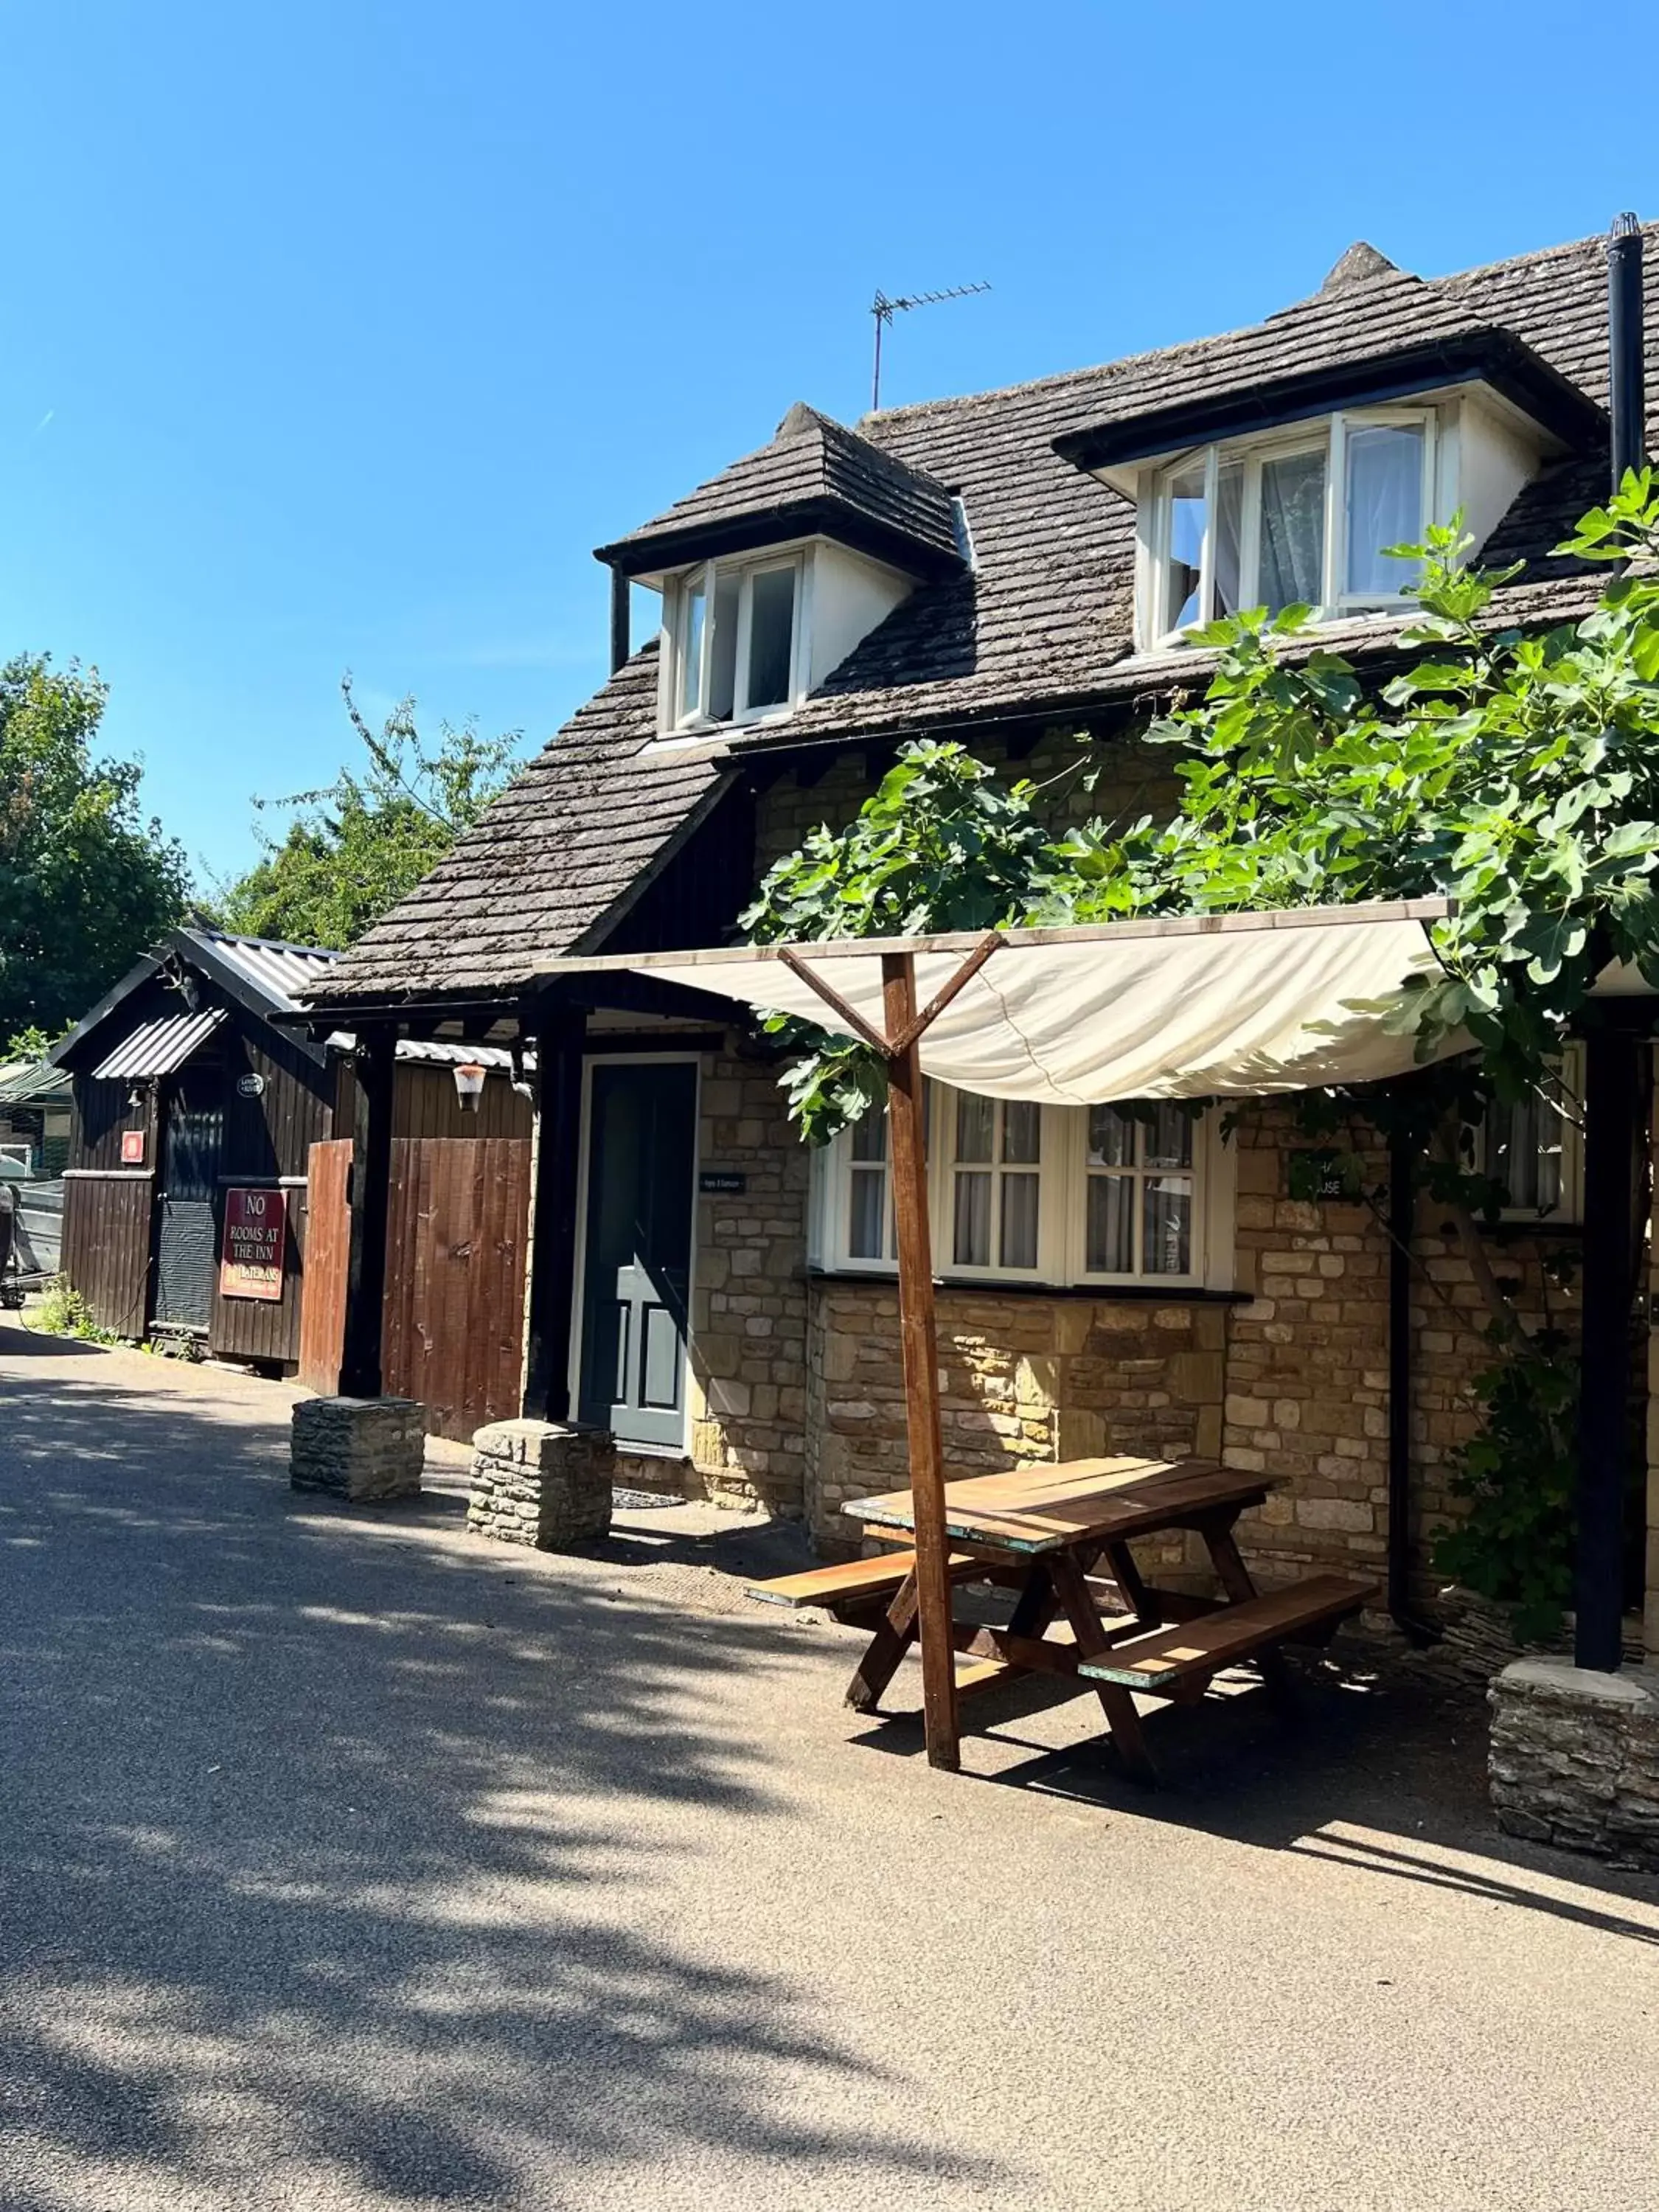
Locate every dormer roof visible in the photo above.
<box><xmin>1053</xmin><ymin>324</ymin><xmax>1607</xmax><ymax>478</ymax></box>
<box><xmin>594</xmin><ymin>403</ymin><xmax>965</xmax><ymax>582</ymax></box>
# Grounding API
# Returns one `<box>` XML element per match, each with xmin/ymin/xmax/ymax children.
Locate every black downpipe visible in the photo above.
<box><xmin>1608</xmin><ymin>213</ymin><xmax>1646</xmax><ymax>487</ymax></box>
<box><xmin>1388</xmin><ymin>1124</ymin><xmax>1437</xmax><ymax>1643</ymax></box>
<box><xmin>609</xmin><ymin>567</ymin><xmax>632</xmax><ymax>675</ymax></box>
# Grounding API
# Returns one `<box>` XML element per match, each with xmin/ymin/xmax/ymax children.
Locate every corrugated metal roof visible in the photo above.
<box><xmin>189</xmin><ymin>931</ymin><xmax>341</xmax><ymax>1011</ymax></box>
<box><xmin>0</xmin><ymin>1060</ymin><xmax>72</xmax><ymax>1109</ymax></box>
<box><xmin>92</xmin><ymin>1007</ymin><xmax>226</xmax><ymax>1081</ymax></box>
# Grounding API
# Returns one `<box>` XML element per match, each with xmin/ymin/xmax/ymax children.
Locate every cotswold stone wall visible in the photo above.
<box><xmin>683</xmin><ymin>1046</ymin><xmax>810</xmax><ymax>1516</ymax></box>
<box><xmin>805</xmin><ymin>1278</ymin><xmax>1224</xmax><ymax>1563</ymax></box>
<box><xmin>796</xmin><ymin>1101</ymin><xmax>1582</xmax><ymax>1604</ymax></box>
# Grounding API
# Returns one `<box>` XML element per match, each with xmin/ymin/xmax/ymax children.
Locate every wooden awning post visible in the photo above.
<box><xmin>785</xmin><ymin>931</ymin><xmax>1003</xmax><ymax>1773</ymax></box>
<box><xmin>880</xmin><ymin>951</ymin><xmax>960</xmax><ymax>1770</ymax></box>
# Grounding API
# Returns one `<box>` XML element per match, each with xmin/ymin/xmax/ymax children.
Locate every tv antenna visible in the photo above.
<box><xmin>870</xmin><ymin>280</ymin><xmax>991</xmax><ymax>410</ymax></box>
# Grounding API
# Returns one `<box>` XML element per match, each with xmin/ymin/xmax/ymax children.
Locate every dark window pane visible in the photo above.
<box><xmin>1003</xmin><ymin>1099</ymin><xmax>1041</xmax><ymax>1164</ymax></box>
<box><xmin>954</xmin><ymin>1093</ymin><xmax>994</xmax><ymax>1164</ymax></box>
<box><xmin>1144</xmin><ymin>1106</ymin><xmax>1193</xmax><ymax>1169</ymax></box>
<box><xmin>1087</xmin><ymin>1105</ymin><xmax>1133</xmax><ymax>1167</ymax></box>
<box><xmin>1143</xmin><ymin>1176</ymin><xmax>1194</xmax><ymax>1275</ymax></box>
<box><xmin>1086</xmin><ymin>1175</ymin><xmax>1134</xmax><ymax>1273</ymax></box>
<box><xmin>953</xmin><ymin>1172</ymin><xmax>991</xmax><ymax>1267</ymax></box>
<box><xmin>709</xmin><ymin>569</ymin><xmax>740</xmax><ymax>720</ymax></box>
<box><xmin>1001</xmin><ymin>1173</ymin><xmax>1039</xmax><ymax>1269</ymax></box>
<box><xmin>849</xmin><ymin>1166</ymin><xmax>887</xmax><ymax>1259</ymax></box>
<box><xmin>746</xmin><ymin>566</ymin><xmax>796</xmax><ymax>709</ymax></box>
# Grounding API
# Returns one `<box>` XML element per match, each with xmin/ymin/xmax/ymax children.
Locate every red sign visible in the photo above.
<box><xmin>220</xmin><ymin>1187</ymin><xmax>288</xmax><ymax>1301</ymax></box>
<box><xmin>120</xmin><ymin>1129</ymin><xmax>145</xmax><ymax>1165</ymax></box>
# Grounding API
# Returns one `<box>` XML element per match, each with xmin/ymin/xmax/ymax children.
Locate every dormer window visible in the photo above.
<box><xmin>669</xmin><ymin>552</ymin><xmax>804</xmax><ymax>731</ymax></box>
<box><xmin>1146</xmin><ymin>408</ymin><xmax>1435</xmax><ymax>646</ymax></box>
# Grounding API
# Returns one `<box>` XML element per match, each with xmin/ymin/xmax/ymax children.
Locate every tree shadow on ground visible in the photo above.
<box><xmin>0</xmin><ymin>1338</ymin><xmax>1010</xmax><ymax>2210</ymax></box>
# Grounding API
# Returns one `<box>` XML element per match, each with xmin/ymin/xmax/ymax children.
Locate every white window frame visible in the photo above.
<box><xmin>663</xmin><ymin>548</ymin><xmax>807</xmax><ymax>734</ymax></box>
<box><xmin>813</xmin><ymin>1088</ymin><xmax>1235</xmax><ymax>1291</ymax></box>
<box><xmin>1477</xmin><ymin>1048</ymin><xmax>1585</xmax><ymax>1225</ymax></box>
<box><xmin>1141</xmin><ymin>407</ymin><xmax>1439</xmax><ymax>649</ymax></box>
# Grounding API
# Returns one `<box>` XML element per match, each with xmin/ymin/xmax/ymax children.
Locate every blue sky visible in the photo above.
<box><xmin>2</xmin><ymin>0</ymin><xmax>1653</xmax><ymax>890</ymax></box>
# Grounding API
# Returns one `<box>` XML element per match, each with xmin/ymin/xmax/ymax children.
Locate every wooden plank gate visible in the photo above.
<box><xmin>299</xmin><ymin>1135</ymin><xmax>532</xmax><ymax>1441</ymax></box>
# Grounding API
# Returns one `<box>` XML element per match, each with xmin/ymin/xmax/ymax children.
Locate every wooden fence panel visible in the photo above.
<box><xmin>297</xmin><ymin>1140</ymin><xmax>352</xmax><ymax>1395</ymax></box>
<box><xmin>298</xmin><ymin>1135</ymin><xmax>530</xmax><ymax>1440</ymax></box>
<box><xmin>60</xmin><ymin>1174</ymin><xmax>153</xmax><ymax>1337</ymax></box>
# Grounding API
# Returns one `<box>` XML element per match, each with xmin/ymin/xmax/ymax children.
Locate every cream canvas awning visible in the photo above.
<box><xmin>547</xmin><ymin>900</ymin><xmax>1459</xmax><ymax>1103</ymax></box>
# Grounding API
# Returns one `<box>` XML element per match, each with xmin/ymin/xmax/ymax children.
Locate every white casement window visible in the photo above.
<box><xmin>667</xmin><ymin>551</ymin><xmax>804</xmax><ymax>731</ymax></box>
<box><xmin>813</xmin><ymin>1087</ymin><xmax>1232</xmax><ymax>1289</ymax></box>
<box><xmin>1080</xmin><ymin>1104</ymin><xmax>1199</xmax><ymax>1281</ymax></box>
<box><xmin>1479</xmin><ymin>1051</ymin><xmax>1585</xmax><ymax>1224</ymax></box>
<box><xmin>945</xmin><ymin>1093</ymin><xmax>1045</xmax><ymax>1275</ymax></box>
<box><xmin>1144</xmin><ymin>408</ymin><xmax>1436</xmax><ymax>647</ymax></box>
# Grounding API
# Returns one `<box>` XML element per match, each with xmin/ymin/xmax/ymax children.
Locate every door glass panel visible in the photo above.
<box><xmin>1086</xmin><ymin>1175</ymin><xmax>1134</xmax><ymax>1273</ymax></box>
<box><xmin>1164</xmin><ymin>463</ymin><xmax>1207</xmax><ymax>633</ymax></box>
<box><xmin>640</xmin><ymin>1301</ymin><xmax>683</xmax><ymax>1411</ymax></box>
<box><xmin>709</xmin><ymin>569</ymin><xmax>740</xmax><ymax>720</ymax></box>
<box><xmin>1258</xmin><ymin>448</ymin><xmax>1326</xmax><ymax>613</ymax></box>
<box><xmin>1345</xmin><ymin>422</ymin><xmax>1423</xmax><ymax>596</ymax></box>
<box><xmin>745</xmin><ymin>566</ymin><xmax>796</xmax><ymax>709</ymax></box>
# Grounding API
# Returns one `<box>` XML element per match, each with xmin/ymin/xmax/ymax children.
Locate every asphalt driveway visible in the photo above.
<box><xmin>2</xmin><ymin>1324</ymin><xmax>1658</xmax><ymax>2212</ymax></box>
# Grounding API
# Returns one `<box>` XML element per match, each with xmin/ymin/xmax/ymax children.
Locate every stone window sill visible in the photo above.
<box><xmin>805</xmin><ymin>1266</ymin><xmax>1251</xmax><ymax>1304</ymax></box>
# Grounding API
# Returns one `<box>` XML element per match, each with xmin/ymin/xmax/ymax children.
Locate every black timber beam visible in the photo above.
<box><xmin>521</xmin><ymin>1010</ymin><xmax>585</xmax><ymax>1423</ymax></box>
<box><xmin>339</xmin><ymin>1029</ymin><xmax>396</xmax><ymax>1399</ymax></box>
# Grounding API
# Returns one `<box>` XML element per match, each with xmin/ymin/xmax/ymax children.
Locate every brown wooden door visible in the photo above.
<box><xmin>298</xmin><ymin>1139</ymin><xmax>352</xmax><ymax>1394</ymax></box>
<box><xmin>298</xmin><ymin>1135</ymin><xmax>531</xmax><ymax>1440</ymax></box>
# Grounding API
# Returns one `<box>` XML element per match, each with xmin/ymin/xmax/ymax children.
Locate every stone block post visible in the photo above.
<box><xmin>1489</xmin><ymin>1658</ymin><xmax>1659</xmax><ymax>1869</ymax></box>
<box><xmin>291</xmin><ymin>1396</ymin><xmax>424</xmax><ymax>1501</ymax></box>
<box><xmin>469</xmin><ymin>1419</ymin><xmax>614</xmax><ymax>1550</ymax></box>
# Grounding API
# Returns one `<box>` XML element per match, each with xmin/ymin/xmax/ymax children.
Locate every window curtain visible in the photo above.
<box><xmin>1345</xmin><ymin>425</ymin><xmax>1422</xmax><ymax>597</ymax></box>
<box><xmin>1257</xmin><ymin>451</ymin><xmax>1326</xmax><ymax>613</ymax></box>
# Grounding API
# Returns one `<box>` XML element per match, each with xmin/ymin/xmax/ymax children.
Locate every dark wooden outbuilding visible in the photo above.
<box><xmin>50</xmin><ymin>928</ymin><xmax>535</xmax><ymax>1380</ymax></box>
<box><xmin>52</xmin><ymin>931</ymin><xmax>341</xmax><ymax>1362</ymax></box>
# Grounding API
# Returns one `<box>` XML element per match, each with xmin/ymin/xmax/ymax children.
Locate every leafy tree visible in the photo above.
<box><xmin>0</xmin><ymin>654</ymin><xmax>191</xmax><ymax>1041</ymax></box>
<box><xmin>219</xmin><ymin>678</ymin><xmax>523</xmax><ymax>950</ymax></box>
<box><xmin>745</xmin><ymin>481</ymin><xmax>1659</xmax><ymax>1633</ymax></box>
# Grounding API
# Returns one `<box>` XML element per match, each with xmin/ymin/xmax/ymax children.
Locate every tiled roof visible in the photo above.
<box><xmin>595</xmin><ymin>403</ymin><xmax>963</xmax><ymax>580</ymax></box>
<box><xmin>300</xmin><ymin>647</ymin><xmax>731</xmax><ymax>1009</ymax></box>
<box><xmin>302</xmin><ymin>225</ymin><xmax>1657</xmax><ymax>1013</ymax></box>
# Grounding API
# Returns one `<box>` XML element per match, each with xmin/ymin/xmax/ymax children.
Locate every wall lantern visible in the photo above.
<box><xmin>453</xmin><ymin>1062</ymin><xmax>487</xmax><ymax>1113</ymax></box>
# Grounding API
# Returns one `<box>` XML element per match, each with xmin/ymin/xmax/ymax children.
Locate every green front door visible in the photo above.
<box><xmin>577</xmin><ymin>1061</ymin><xmax>697</xmax><ymax>1451</ymax></box>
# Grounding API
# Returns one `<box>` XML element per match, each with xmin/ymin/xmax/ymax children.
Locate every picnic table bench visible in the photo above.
<box><xmin>748</xmin><ymin>1455</ymin><xmax>1374</xmax><ymax>1781</ymax></box>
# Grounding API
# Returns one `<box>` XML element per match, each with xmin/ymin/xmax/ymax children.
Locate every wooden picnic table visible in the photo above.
<box><xmin>752</xmin><ymin>1455</ymin><xmax>1374</xmax><ymax>1782</ymax></box>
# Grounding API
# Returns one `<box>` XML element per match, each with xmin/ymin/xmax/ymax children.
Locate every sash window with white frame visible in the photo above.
<box><xmin>813</xmin><ymin>1086</ymin><xmax>1231</xmax><ymax>1290</ymax></box>
<box><xmin>669</xmin><ymin>551</ymin><xmax>803</xmax><ymax>730</ymax></box>
<box><xmin>1144</xmin><ymin>408</ymin><xmax>1436</xmax><ymax>647</ymax></box>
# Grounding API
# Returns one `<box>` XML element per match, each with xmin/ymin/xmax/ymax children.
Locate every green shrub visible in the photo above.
<box><xmin>1433</xmin><ymin>1332</ymin><xmax>1579</xmax><ymax>1646</ymax></box>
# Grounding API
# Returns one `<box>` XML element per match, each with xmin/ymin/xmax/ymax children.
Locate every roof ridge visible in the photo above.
<box><xmin>858</xmin><ymin>221</ymin><xmax>1653</xmax><ymax>432</ymax></box>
